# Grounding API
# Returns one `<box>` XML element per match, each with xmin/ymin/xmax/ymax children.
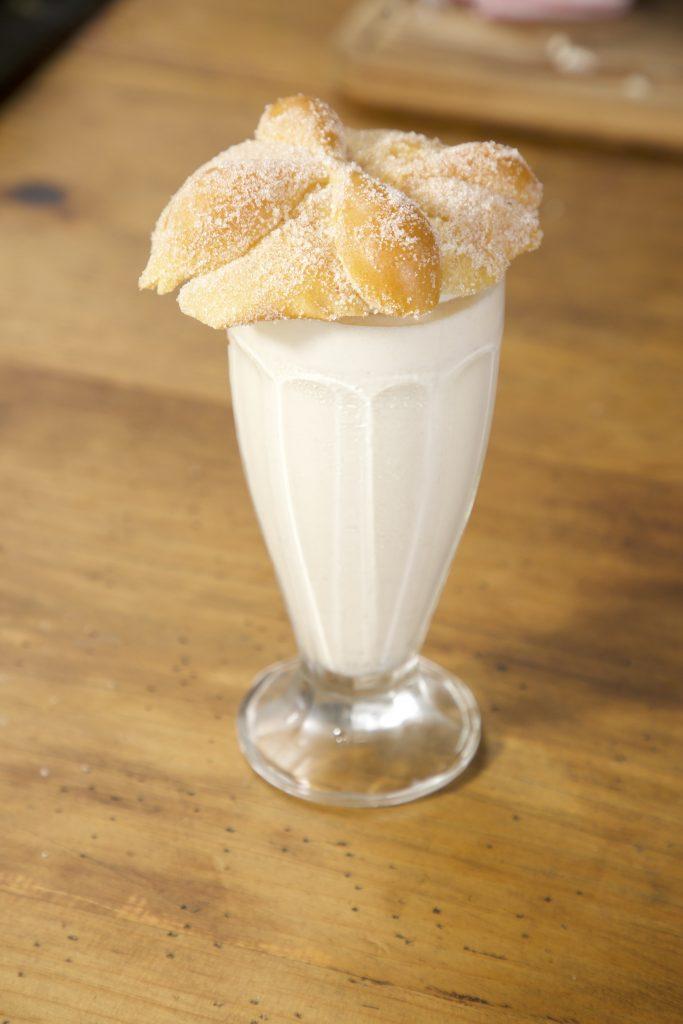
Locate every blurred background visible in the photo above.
<box><xmin>0</xmin><ymin>0</ymin><xmax>680</xmax><ymax>406</ymax></box>
<box><xmin>2</xmin><ymin>0</ymin><xmax>681</xmax><ymax>143</ymax></box>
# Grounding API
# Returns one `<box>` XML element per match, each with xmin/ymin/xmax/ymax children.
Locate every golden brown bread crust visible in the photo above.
<box><xmin>139</xmin><ymin>143</ymin><xmax>326</xmax><ymax>296</ymax></box>
<box><xmin>178</xmin><ymin>188</ymin><xmax>369</xmax><ymax>327</ymax></box>
<box><xmin>256</xmin><ymin>94</ymin><xmax>347</xmax><ymax>159</ymax></box>
<box><xmin>334</xmin><ymin>168</ymin><xmax>441</xmax><ymax>317</ymax></box>
<box><xmin>346</xmin><ymin>129</ymin><xmax>542</xmax><ymax>299</ymax></box>
<box><xmin>140</xmin><ymin>95</ymin><xmax>542</xmax><ymax>328</ymax></box>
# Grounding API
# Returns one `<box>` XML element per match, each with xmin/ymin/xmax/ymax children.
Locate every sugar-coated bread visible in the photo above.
<box><xmin>140</xmin><ymin>95</ymin><xmax>542</xmax><ymax>327</ymax></box>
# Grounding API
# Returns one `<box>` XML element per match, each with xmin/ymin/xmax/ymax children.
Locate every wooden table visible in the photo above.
<box><xmin>0</xmin><ymin>2</ymin><xmax>681</xmax><ymax>1022</ymax></box>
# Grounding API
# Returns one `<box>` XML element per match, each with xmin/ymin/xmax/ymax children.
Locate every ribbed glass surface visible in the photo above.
<box><xmin>230</xmin><ymin>337</ymin><xmax>498</xmax><ymax>676</ymax></box>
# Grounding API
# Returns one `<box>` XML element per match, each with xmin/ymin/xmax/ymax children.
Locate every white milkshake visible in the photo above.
<box><xmin>229</xmin><ymin>279</ymin><xmax>504</xmax><ymax>679</ymax></box>
<box><xmin>140</xmin><ymin>91</ymin><xmax>542</xmax><ymax>805</ymax></box>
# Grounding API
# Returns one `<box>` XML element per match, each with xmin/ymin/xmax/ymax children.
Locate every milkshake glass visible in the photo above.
<box><xmin>228</xmin><ymin>279</ymin><xmax>505</xmax><ymax>806</ymax></box>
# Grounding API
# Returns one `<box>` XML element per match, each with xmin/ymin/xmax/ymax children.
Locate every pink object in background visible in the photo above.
<box><xmin>464</xmin><ymin>0</ymin><xmax>634</xmax><ymax>19</ymax></box>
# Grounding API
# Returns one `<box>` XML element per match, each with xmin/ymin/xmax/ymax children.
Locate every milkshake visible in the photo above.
<box><xmin>229</xmin><ymin>283</ymin><xmax>504</xmax><ymax>678</ymax></box>
<box><xmin>139</xmin><ymin>93</ymin><xmax>542</xmax><ymax>805</ymax></box>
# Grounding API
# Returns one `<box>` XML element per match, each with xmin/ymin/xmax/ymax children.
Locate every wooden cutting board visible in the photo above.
<box><xmin>335</xmin><ymin>0</ymin><xmax>683</xmax><ymax>151</ymax></box>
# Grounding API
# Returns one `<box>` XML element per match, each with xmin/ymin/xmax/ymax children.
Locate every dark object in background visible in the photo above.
<box><xmin>0</xmin><ymin>0</ymin><xmax>112</xmax><ymax>100</ymax></box>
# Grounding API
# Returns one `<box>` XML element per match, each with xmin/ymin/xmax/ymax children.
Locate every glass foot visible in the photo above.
<box><xmin>237</xmin><ymin>656</ymin><xmax>481</xmax><ymax>808</ymax></box>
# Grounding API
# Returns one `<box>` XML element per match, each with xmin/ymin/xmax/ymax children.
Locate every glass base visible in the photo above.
<box><xmin>237</xmin><ymin>656</ymin><xmax>481</xmax><ymax>808</ymax></box>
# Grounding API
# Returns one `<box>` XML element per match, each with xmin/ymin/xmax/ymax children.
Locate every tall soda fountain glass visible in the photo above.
<box><xmin>228</xmin><ymin>280</ymin><xmax>505</xmax><ymax>806</ymax></box>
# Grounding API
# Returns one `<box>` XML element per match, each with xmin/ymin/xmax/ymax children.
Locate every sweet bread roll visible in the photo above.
<box><xmin>140</xmin><ymin>95</ymin><xmax>542</xmax><ymax>327</ymax></box>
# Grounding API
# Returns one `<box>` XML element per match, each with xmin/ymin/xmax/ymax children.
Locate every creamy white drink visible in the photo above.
<box><xmin>140</xmin><ymin>92</ymin><xmax>541</xmax><ymax>805</ymax></box>
<box><xmin>229</xmin><ymin>280</ymin><xmax>504</xmax><ymax>679</ymax></box>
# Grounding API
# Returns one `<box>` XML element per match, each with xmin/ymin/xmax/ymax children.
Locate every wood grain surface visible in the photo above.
<box><xmin>0</xmin><ymin>1</ymin><xmax>681</xmax><ymax>1023</ymax></box>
